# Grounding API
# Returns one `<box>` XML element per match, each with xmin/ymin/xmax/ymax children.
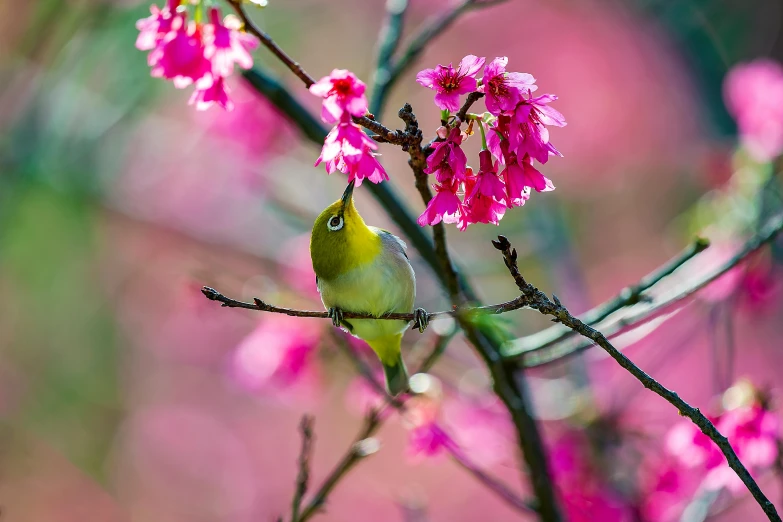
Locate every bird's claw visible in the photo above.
<box><xmin>327</xmin><ymin>307</ymin><xmax>344</xmax><ymax>327</ymax></box>
<box><xmin>413</xmin><ymin>308</ymin><xmax>429</xmax><ymax>333</ymax></box>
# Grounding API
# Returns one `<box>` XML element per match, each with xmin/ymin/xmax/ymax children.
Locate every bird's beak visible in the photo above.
<box><xmin>340</xmin><ymin>180</ymin><xmax>355</xmax><ymax>208</ymax></box>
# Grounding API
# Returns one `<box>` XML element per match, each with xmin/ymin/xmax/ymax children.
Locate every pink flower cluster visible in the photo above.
<box><xmin>666</xmin><ymin>385</ymin><xmax>779</xmax><ymax>492</ymax></box>
<box><xmin>310</xmin><ymin>70</ymin><xmax>388</xmax><ymax>186</ymax></box>
<box><xmin>136</xmin><ymin>0</ymin><xmax>258</xmax><ymax>111</ymax></box>
<box><xmin>417</xmin><ymin>56</ymin><xmax>565</xmax><ymax>230</ymax></box>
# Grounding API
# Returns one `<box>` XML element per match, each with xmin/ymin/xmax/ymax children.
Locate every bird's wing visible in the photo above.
<box><xmin>370</xmin><ymin>227</ymin><xmax>409</xmax><ymax>259</ymax></box>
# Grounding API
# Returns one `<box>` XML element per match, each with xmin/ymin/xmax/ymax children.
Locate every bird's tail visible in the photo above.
<box><xmin>367</xmin><ymin>334</ymin><xmax>409</xmax><ymax>396</ymax></box>
<box><xmin>382</xmin><ymin>352</ymin><xmax>409</xmax><ymax>397</ymax></box>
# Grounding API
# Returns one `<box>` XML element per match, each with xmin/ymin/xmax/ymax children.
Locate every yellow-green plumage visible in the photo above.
<box><xmin>310</xmin><ymin>182</ymin><xmax>415</xmax><ymax>395</ymax></box>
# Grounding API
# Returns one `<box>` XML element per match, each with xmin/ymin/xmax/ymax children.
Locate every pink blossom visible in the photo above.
<box><xmin>480</xmin><ymin>57</ymin><xmax>537</xmax><ymax>115</ymax></box>
<box><xmin>463</xmin><ymin>151</ymin><xmax>506</xmax><ymax>227</ymax></box>
<box><xmin>203</xmin><ymin>9</ymin><xmax>257</xmax><ymax>78</ymax></box>
<box><xmin>315</xmin><ymin>116</ymin><xmax>389</xmax><ymax>185</ymax></box>
<box><xmin>417</xmin><ymin>180</ymin><xmax>465</xmax><ymax>228</ymax></box>
<box><xmin>416</xmin><ymin>55</ymin><xmax>485</xmax><ymax>111</ymax></box>
<box><xmin>666</xmin><ymin>417</ymin><xmax>723</xmax><ymax>469</ymax></box>
<box><xmin>309</xmin><ymin>69</ymin><xmax>368</xmax><ymax>124</ymax></box>
<box><xmin>135</xmin><ymin>0</ymin><xmax>180</xmax><ymax>53</ymax></box>
<box><xmin>189</xmin><ymin>74</ymin><xmax>233</xmax><ymax>111</ymax></box>
<box><xmin>406</xmin><ymin>422</ymin><xmax>457</xmax><ymax>460</ymax></box>
<box><xmin>502</xmin><ymin>149</ymin><xmax>554</xmax><ymax>202</ymax></box>
<box><xmin>150</xmin><ymin>16</ymin><xmax>213</xmax><ymax>89</ymax></box>
<box><xmin>232</xmin><ymin>316</ymin><xmax>322</xmax><ymax>392</ymax></box>
<box><xmin>425</xmin><ymin>127</ymin><xmax>468</xmax><ymax>183</ymax></box>
<box><xmin>507</xmin><ymin>94</ymin><xmax>566</xmax><ymax>164</ymax></box>
<box><xmin>724</xmin><ymin>59</ymin><xmax>783</xmax><ymax>162</ymax></box>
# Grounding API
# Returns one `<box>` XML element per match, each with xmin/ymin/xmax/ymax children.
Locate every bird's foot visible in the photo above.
<box><xmin>327</xmin><ymin>307</ymin><xmax>344</xmax><ymax>328</ymax></box>
<box><xmin>412</xmin><ymin>308</ymin><xmax>429</xmax><ymax>333</ymax></box>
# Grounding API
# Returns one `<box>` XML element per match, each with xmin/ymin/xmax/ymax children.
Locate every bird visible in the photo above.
<box><xmin>310</xmin><ymin>180</ymin><xmax>427</xmax><ymax>396</ymax></box>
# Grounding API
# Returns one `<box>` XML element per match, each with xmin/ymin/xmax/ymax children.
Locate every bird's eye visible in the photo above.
<box><xmin>327</xmin><ymin>215</ymin><xmax>344</xmax><ymax>231</ymax></box>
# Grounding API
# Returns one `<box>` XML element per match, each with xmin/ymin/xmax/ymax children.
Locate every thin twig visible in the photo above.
<box><xmin>514</xmin><ymin>213</ymin><xmax>783</xmax><ymax>368</ymax></box>
<box><xmin>492</xmin><ymin>235</ymin><xmax>781</xmax><ymax>522</ymax></box>
<box><xmin>200</xmin><ymin>286</ymin><xmax>531</xmax><ymax>322</ymax></box>
<box><xmin>455</xmin><ymin>92</ymin><xmax>485</xmax><ymax>123</ymax></box>
<box><xmin>292</xmin><ymin>415</ymin><xmax>315</xmax><ymax>522</ymax></box>
<box><xmin>504</xmin><ymin>236</ymin><xmax>710</xmax><ymax>358</ymax></box>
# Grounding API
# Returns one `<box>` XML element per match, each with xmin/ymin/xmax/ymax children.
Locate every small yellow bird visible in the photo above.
<box><xmin>310</xmin><ymin>181</ymin><xmax>427</xmax><ymax>396</ymax></box>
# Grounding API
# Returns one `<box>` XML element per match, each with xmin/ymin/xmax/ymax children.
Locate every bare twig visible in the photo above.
<box><xmin>492</xmin><ymin>235</ymin><xmax>781</xmax><ymax>522</ymax></box>
<box><xmin>292</xmin><ymin>416</ymin><xmax>315</xmax><ymax>522</ymax></box>
<box><xmin>455</xmin><ymin>92</ymin><xmax>485</xmax><ymax>123</ymax></box>
<box><xmin>200</xmin><ymin>286</ymin><xmax>531</xmax><ymax>322</ymax></box>
<box><xmin>514</xmin><ymin>213</ymin><xmax>783</xmax><ymax>368</ymax></box>
<box><xmin>505</xmin><ymin>236</ymin><xmax>710</xmax><ymax>358</ymax></box>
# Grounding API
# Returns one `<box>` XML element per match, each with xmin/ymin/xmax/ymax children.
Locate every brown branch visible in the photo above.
<box><xmin>491</xmin><ymin>235</ymin><xmax>781</xmax><ymax>522</ymax></box>
<box><xmin>291</xmin><ymin>415</ymin><xmax>315</xmax><ymax>522</ymax></box>
<box><xmin>455</xmin><ymin>92</ymin><xmax>485</xmax><ymax>123</ymax></box>
<box><xmin>200</xmin><ymin>286</ymin><xmax>531</xmax><ymax>322</ymax></box>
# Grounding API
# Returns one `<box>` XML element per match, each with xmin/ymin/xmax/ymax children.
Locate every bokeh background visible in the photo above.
<box><xmin>2</xmin><ymin>0</ymin><xmax>783</xmax><ymax>520</ymax></box>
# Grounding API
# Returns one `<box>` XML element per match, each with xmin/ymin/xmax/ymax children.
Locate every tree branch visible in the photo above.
<box><xmin>513</xmin><ymin>213</ymin><xmax>783</xmax><ymax>368</ymax></box>
<box><xmin>504</xmin><ymin>236</ymin><xmax>710</xmax><ymax>359</ymax></box>
<box><xmin>200</xmin><ymin>285</ymin><xmax>531</xmax><ymax>321</ymax></box>
<box><xmin>291</xmin><ymin>415</ymin><xmax>315</xmax><ymax>522</ymax></box>
<box><xmin>491</xmin><ymin>235</ymin><xmax>781</xmax><ymax>522</ymax></box>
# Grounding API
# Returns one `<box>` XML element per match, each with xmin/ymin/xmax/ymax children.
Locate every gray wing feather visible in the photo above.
<box><xmin>370</xmin><ymin>227</ymin><xmax>409</xmax><ymax>259</ymax></box>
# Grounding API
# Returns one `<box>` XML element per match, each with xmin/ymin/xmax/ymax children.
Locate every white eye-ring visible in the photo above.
<box><xmin>327</xmin><ymin>215</ymin><xmax>344</xmax><ymax>231</ymax></box>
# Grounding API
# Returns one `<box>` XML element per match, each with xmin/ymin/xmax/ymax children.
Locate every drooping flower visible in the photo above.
<box><xmin>189</xmin><ymin>74</ymin><xmax>233</xmax><ymax>111</ymax></box>
<box><xmin>463</xmin><ymin>150</ymin><xmax>506</xmax><ymax>227</ymax></box>
<box><xmin>724</xmin><ymin>59</ymin><xmax>783</xmax><ymax>162</ymax></box>
<box><xmin>150</xmin><ymin>16</ymin><xmax>213</xmax><ymax>89</ymax></box>
<box><xmin>416</xmin><ymin>55</ymin><xmax>485</xmax><ymax>111</ymax></box>
<box><xmin>309</xmin><ymin>69</ymin><xmax>368</xmax><ymax>124</ymax></box>
<box><xmin>480</xmin><ymin>57</ymin><xmax>537</xmax><ymax>115</ymax></box>
<box><xmin>417</xmin><ymin>180</ymin><xmax>465</xmax><ymax>227</ymax></box>
<box><xmin>315</xmin><ymin>115</ymin><xmax>389</xmax><ymax>185</ymax></box>
<box><xmin>136</xmin><ymin>0</ymin><xmax>180</xmax><ymax>53</ymax></box>
<box><xmin>203</xmin><ymin>9</ymin><xmax>257</xmax><ymax>78</ymax></box>
<box><xmin>424</xmin><ymin>126</ymin><xmax>468</xmax><ymax>183</ymax></box>
<box><xmin>501</xmin><ymin>145</ymin><xmax>554</xmax><ymax>202</ymax></box>
<box><xmin>507</xmin><ymin>93</ymin><xmax>566</xmax><ymax>164</ymax></box>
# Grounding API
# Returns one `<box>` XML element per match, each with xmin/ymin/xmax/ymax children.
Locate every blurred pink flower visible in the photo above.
<box><xmin>309</xmin><ymin>69</ymin><xmax>368</xmax><ymax>124</ymax></box>
<box><xmin>724</xmin><ymin>59</ymin><xmax>783</xmax><ymax>162</ymax></box>
<box><xmin>507</xmin><ymin>93</ymin><xmax>566</xmax><ymax>164</ymax></box>
<box><xmin>417</xmin><ymin>179</ymin><xmax>465</xmax><ymax>228</ymax></box>
<box><xmin>189</xmin><ymin>74</ymin><xmax>232</xmax><ymax>111</ymax></box>
<box><xmin>416</xmin><ymin>55</ymin><xmax>485</xmax><ymax>111</ymax></box>
<box><xmin>666</xmin><ymin>416</ymin><xmax>723</xmax><ymax>469</ymax></box>
<box><xmin>424</xmin><ymin>127</ymin><xmax>468</xmax><ymax>184</ymax></box>
<box><xmin>315</xmin><ymin>115</ymin><xmax>389</xmax><ymax>185</ymax></box>
<box><xmin>406</xmin><ymin>423</ymin><xmax>457</xmax><ymax>460</ymax></box>
<box><xmin>150</xmin><ymin>17</ymin><xmax>213</xmax><ymax>89</ymax></box>
<box><xmin>232</xmin><ymin>315</ymin><xmax>323</xmax><ymax>393</ymax></box>
<box><xmin>639</xmin><ymin>464</ymin><xmax>687</xmax><ymax>522</ymax></box>
<box><xmin>442</xmin><ymin>397</ymin><xmax>514</xmax><ymax>466</ymax></box>
<box><xmin>480</xmin><ymin>57</ymin><xmax>537</xmax><ymax>115</ymax></box>
<box><xmin>344</xmin><ymin>372</ymin><xmax>388</xmax><ymax>416</ymax></box>
<box><xmin>203</xmin><ymin>8</ymin><xmax>257</xmax><ymax>78</ymax></box>
<box><xmin>135</xmin><ymin>0</ymin><xmax>180</xmax><ymax>53</ymax></box>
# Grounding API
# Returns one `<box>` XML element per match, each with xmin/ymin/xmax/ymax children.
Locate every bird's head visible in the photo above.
<box><xmin>310</xmin><ymin>181</ymin><xmax>381</xmax><ymax>280</ymax></box>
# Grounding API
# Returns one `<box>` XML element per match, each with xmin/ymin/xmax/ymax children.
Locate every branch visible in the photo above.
<box><xmin>291</xmin><ymin>415</ymin><xmax>315</xmax><ymax>522</ymax></box>
<box><xmin>513</xmin><ymin>213</ymin><xmax>783</xmax><ymax>368</ymax></box>
<box><xmin>504</xmin><ymin>236</ymin><xmax>710</xmax><ymax>359</ymax></box>
<box><xmin>455</xmin><ymin>92</ymin><xmax>485</xmax><ymax>123</ymax></box>
<box><xmin>201</xmin><ymin>286</ymin><xmax>533</xmax><ymax>322</ymax></box>
<box><xmin>491</xmin><ymin>235</ymin><xmax>781</xmax><ymax>522</ymax></box>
